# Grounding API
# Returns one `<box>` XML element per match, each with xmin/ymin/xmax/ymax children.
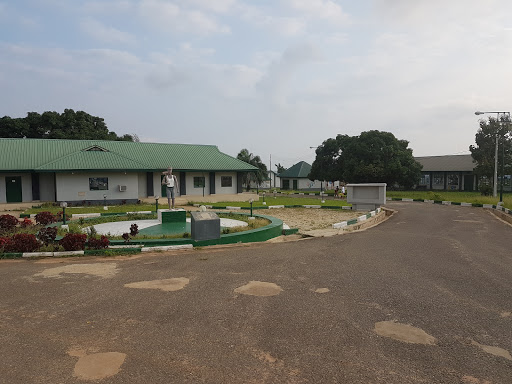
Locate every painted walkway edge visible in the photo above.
<box><xmin>332</xmin><ymin>208</ymin><xmax>380</xmax><ymax>229</ymax></box>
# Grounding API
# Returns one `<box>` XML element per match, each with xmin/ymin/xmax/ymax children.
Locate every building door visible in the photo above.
<box><xmin>5</xmin><ymin>176</ymin><xmax>22</xmax><ymax>203</ymax></box>
<box><xmin>293</xmin><ymin>179</ymin><xmax>298</xmax><ymax>190</ymax></box>
<box><xmin>463</xmin><ymin>175</ymin><xmax>474</xmax><ymax>192</ymax></box>
<box><xmin>282</xmin><ymin>180</ymin><xmax>290</xmax><ymax>190</ymax></box>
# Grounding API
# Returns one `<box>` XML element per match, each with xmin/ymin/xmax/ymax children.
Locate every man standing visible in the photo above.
<box><xmin>162</xmin><ymin>167</ymin><xmax>179</xmax><ymax>209</ymax></box>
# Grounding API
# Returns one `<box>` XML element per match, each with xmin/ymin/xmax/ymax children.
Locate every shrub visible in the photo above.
<box><xmin>0</xmin><ymin>236</ymin><xmax>10</xmax><ymax>250</ymax></box>
<box><xmin>20</xmin><ymin>217</ymin><xmax>33</xmax><ymax>228</ymax></box>
<box><xmin>87</xmin><ymin>235</ymin><xmax>110</xmax><ymax>250</ymax></box>
<box><xmin>55</xmin><ymin>211</ymin><xmax>70</xmax><ymax>222</ymax></box>
<box><xmin>4</xmin><ymin>234</ymin><xmax>40</xmax><ymax>253</ymax></box>
<box><xmin>130</xmin><ymin>223</ymin><xmax>139</xmax><ymax>237</ymax></box>
<box><xmin>37</xmin><ymin>227</ymin><xmax>58</xmax><ymax>245</ymax></box>
<box><xmin>35</xmin><ymin>211</ymin><xmax>56</xmax><ymax>225</ymax></box>
<box><xmin>122</xmin><ymin>233</ymin><xmax>131</xmax><ymax>242</ymax></box>
<box><xmin>59</xmin><ymin>233</ymin><xmax>87</xmax><ymax>251</ymax></box>
<box><xmin>0</xmin><ymin>214</ymin><xmax>19</xmax><ymax>232</ymax></box>
<box><xmin>479</xmin><ymin>183</ymin><xmax>493</xmax><ymax>196</ymax></box>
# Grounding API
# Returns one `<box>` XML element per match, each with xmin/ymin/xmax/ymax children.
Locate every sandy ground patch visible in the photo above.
<box><xmin>258</xmin><ymin>208</ymin><xmax>360</xmax><ymax>231</ymax></box>
<box><xmin>124</xmin><ymin>277</ymin><xmax>190</xmax><ymax>291</ymax></box>
<box><xmin>34</xmin><ymin>263</ymin><xmax>118</xmax><ymax>279</ymax></box>
<box><xmin>374</xmin><ymin>321</ymin><xmax>437</xmax><ymax>345</ymax></box>
<box><xmin>234</xmin><ymin>281</ymin><xmax>283</xmax><ymax>297</ymax></box>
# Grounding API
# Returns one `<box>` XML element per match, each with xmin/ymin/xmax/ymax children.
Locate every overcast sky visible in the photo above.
<box><xmin>2</xmin><ymin>0</ymin><xmax>512</xmax><ymax>169</ymax></box>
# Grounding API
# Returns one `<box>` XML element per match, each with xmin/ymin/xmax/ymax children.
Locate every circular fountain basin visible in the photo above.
<box><xmin>89</xmin><ymin>218</ymin><xmax>248</xmax><ymax>237</ymax></box>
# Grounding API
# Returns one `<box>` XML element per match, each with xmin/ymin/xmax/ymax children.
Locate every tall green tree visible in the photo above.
<box><xmin>274</xmin><ymin>163</ymin><xmax>286</xmax><ymax>174</ymax></box>
<box><xmin>309</xmin><ymin>130</ymin><xmax>422</xmax><ymax>189</ymax></box>
<box><xmin>0</xmin><ymin>109</ymin><xmax>136</xmax><ymax>141</ymax></box>
<box><xmin>237</xmin><ymin>148</ymin><xmax>268</xmax><ymax>191</ymax></box>
<box><xmin>469</xmin><ymin>116</ymin><xmax>512</xmax><ymax>184</ymax></box>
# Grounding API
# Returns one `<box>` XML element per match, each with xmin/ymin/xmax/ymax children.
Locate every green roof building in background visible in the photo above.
<box><xmin>279</xmin><ymin>161</ymin><xmax>325</xmax><ymax>191</ymax></box>
<box><xmin>0</xmin><ymin>139</ymin><xmax>257</xmax><ymax>204</ymax></box>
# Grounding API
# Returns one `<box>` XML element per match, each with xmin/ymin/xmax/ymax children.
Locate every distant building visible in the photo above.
<box><xmin>415</xmin><ymin>154</ymin><xmax>477</xmax><ymax>191</ymax></box>
<box><xmin>246</xmin><ymin>170</ymin><xmax>281</xmax><ymax>190</ymax></box>
<box><xmin>279</xmin><ymin>161</ymin><xmax>324</xmax><ymax>191</ymax></box>
<box><xmin>0</xmin><ymin>139</ymin><xmax>257</xmax><ymax>204</ymax></box>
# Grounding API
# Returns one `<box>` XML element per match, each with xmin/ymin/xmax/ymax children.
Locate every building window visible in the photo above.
<box><xmin>194</xmin><ymin>177</ymin><xmax>205</xmax><ymax>188</ymax></box>
<box><xmin>419</xmin><ymin>174</ymin><xmax>430</xmax><ymax>186</ymax></box>
<box><xmin>447</xmin><ymin>173</ymin><xmax>459</xmax><ymax>190</ymax></box>
<box><xmin>221</xmin><ymin>176</ymin><xmax>232</xmax><ymax>187</ymax></box>
<box><xmin>433</xmin><ymin>173</ymin><xmax>444</xmax><ymax>186</ymax></box>
<box><xmin>89</xmin><ymin>177</ymin><xmax>108</xmax><ymax>191</ymax></box>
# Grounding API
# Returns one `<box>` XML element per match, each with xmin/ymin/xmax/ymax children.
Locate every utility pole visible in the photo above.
<box><xmin>269</xmin><ymin>154</ymin><xmax>272</xmax><ymax>190</ymax></box>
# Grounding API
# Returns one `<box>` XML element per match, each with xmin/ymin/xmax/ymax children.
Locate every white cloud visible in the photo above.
<box><xmin>80</xmin><ymin>18</ymin><xmax>136</xmax><ymax>44</ymax></box>
<box><xmin>82</xmin><ymin>0</ymin><xmax>135</xmax><ymax>14</ymax></box>
<box><xmin>138</xmin><ymin>0</ymin><xmax>230</xmax><ymax>36</ymax></box>
<box><xmin>284</xmin><ymin>0</ymin><xmax>350</xmax><ymax>24</ymax></box>
<box><xmin>184</xmin><ymin>0</ymin><xmax>236</xmax><ymax>14</ymax></box>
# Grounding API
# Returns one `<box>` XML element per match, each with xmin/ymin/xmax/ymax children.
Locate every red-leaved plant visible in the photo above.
<box><xmin>59</xmin><ymin>233</ymin><xmax>87</xmax><ymax>251</ymax></box>
<box><xmin>0</xmin><ymin>214</ymin><xmax>19</xmax><ymax>233</ymax></box>
<box><xmin>35</xmin><ymin>211</ymin><xmax>56</xmax><ymax>226</ymax></box>
<box><xmin>87</xmin><ymin>235</ymin><xmax>110</xmax><ymax>250</ymax></box>
<box><xmin>20</xmin><ymin>217</ymin><xmax>33</xmax><ymax>228</ymax></box>
<box><xmin>3</xmin><ymin>234</ymin><xmax>40</xmax><ymax>253</ymax></box>
<box><xmin>37</xmin><ymin>227</ymin><xmax>58</xmax><ymax>246</ymax></box>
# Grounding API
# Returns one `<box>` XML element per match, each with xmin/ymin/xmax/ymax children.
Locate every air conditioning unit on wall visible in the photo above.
<box><xmin>119</xmin><ymin>185</ymin><xmax>127</xmax><ymax>192</ymax></box>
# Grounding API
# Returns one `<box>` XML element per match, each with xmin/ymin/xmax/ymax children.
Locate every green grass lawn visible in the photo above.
<box><xmin>387</xmin><ymin>190</ymin><xmax>512</xmax><ymax>209</ymax></box>
<box><xmin>190</xmin><ymin>196</ymin><xmax>350</xmax><ymax>208</ymax></box>
<box><xmin>25</xmin><ymin>203</ymin><xmax>158</xmax><ymax>215</ymax></box>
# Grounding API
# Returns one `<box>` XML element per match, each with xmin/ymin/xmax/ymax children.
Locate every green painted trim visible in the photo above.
<box><xmin>283</xmin><ymin>228</ymin><xmax>299</xmax><ymax>235</ymax></box>
<box><xmin>347</xmin><ymin>218</ymin><xmax>358</xmax><ymax>225</ymax></box>
<box><xmin>451</xmin><ymin>202</ymin><xmax>461</xmax><ymax>205</ymax></box>
<box><xmin>321</xmin><ymin>206</ymin><xmax>343</xmax><ymax>209</ymax></box>
<box><xmin>413</xmin><ymin>199</ymin><xmax>424</xmax><ymax>202</ymax></box>
<box><xmin>100</xmin><ymin>212</ymin><xmax>126</xmax><ymax>217</ymax></box>
<box><xmin>472</xmin><ymin>203</ymin><xmax>483</xmax><ymax>207</ymax></box>
<box><xmin>0</xmin><ymin>252</ymin><xmax>23</xmax><ymax>259</ymax></box>
<box><xmin>392</xmin><ymin>197</ymin><xmax>402</xmax><ymax>201</ymax></box>
<box><xmin>19</xmin><ymin>213</ymin><xmax>30</xmax><ymax>218</ymax></box>
<box><xmin>434</xmin><ymin>200</ymin><xmax>442</xmax><ymax>204</ymax></box>
<box><xmin>106</xmin><ymin>211</ymin><xmax>283</xmax><ymax>247</ymax></box>
<box><xmin>84</xmin><ymin>248</ymin><xmax>142</xmax><ymax>256</ymax></box>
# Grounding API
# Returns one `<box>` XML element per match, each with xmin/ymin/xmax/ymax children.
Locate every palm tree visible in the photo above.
<box><xmin>237</xmin><ymin>149</ymin><xmax>268</xmax><ymax>191</ymax></box>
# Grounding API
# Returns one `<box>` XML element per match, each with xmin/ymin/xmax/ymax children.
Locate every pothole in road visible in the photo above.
<box><xmin>374</xmin><ymin>321</ymin><xmax>436</xmax><ymax>345</ymax></box>
<box><xmin>234</xmin><ymin>281</ymin><xmax>283</xmax><ymax>296</ymax></box>
<box><xmin>72</xmin><ymin>352</ymin><xmax>126</xmax><ymax>380</ymax></box>
<box><xmin>471</xmin><ymin>340</ymin><xmax>512</xmax><ymax>361</ymax></box>
<box><xmin>124</xmin><ymin>278</ymin><xmax>190</xmax><ymax>292</ymax></box>
<box><xmin>314</xmin><ymin>288</ymin><xmax>330</xmax><ymax>294</ymax></box>
<box><xmin>34</xmin><ymin>263</ymin><xmax>118</xmax><ymax>279</ymax></box>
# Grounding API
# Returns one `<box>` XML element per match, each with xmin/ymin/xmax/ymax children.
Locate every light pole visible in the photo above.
<box><xmin>475</xmin><ymin>111</ymin><xmax>510</xmax><ymax>202</ymax></box>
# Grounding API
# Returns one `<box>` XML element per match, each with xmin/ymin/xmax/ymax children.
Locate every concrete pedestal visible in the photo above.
<box><xmin>347</xmin><ymin>183</ymin><xmax>387</xmax><ymax>211</ymax></box>
<box><xmin>191</xmin><ymin>211</ymin><xmax>220</xmax><ymax>241</ymax></box>
<box><xmin>158</xmin><ymin>209</ymin><xmax>186</xmax><ymax>223</ymax></box>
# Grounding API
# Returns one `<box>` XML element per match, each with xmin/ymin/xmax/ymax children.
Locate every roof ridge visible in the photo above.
<box><xmin>35</xmin><ymin>147</ymin><xmax>150</xmax><ymax>170</ymax></box>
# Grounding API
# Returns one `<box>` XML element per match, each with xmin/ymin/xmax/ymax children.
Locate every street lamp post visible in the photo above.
<box><xmin>475</xmin><ymin>111</ymin><xmax>510</xmax><ymax>202</ymax></box>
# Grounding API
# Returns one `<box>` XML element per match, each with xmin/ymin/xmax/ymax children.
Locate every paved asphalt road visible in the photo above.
<box><xmin>1</xmin><ymin>202</ymin><xmax>511</xmax><ymax>384</ymax></box>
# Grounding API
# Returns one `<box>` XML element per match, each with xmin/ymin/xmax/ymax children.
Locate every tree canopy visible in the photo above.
<box><xmin>469</xmin><ymin>116</ymin><xmax>512</xmax><ymax>181</ymax></box>
<box><xmin>0</xmin><ymin>109</ymin><xmax>138</xmax><ymax>141</ymax></box>
<box><xmin>274</xmin><ymin>163</ymin><xmax>286</xmax><ymax>174</ymax></box>
<box><xmin>309</xmin><ymin>130</ymin><xmax>422</xmax><ymax>189</ymax></box>
<box><xmin>237</xmin><ymin>148</ymin><xmax>268</xmax><ymax>191</ymax></box>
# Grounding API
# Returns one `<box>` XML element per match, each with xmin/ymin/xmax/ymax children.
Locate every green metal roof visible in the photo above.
<box><xmin>0</xmin><ymin>139</ymin><xmax>257</xmax><ymax>172</ymax></box>
<box><xmin>278</xmin><ymin>161</ymin><xmax>312</xmax><ymax>178</ymax></box>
